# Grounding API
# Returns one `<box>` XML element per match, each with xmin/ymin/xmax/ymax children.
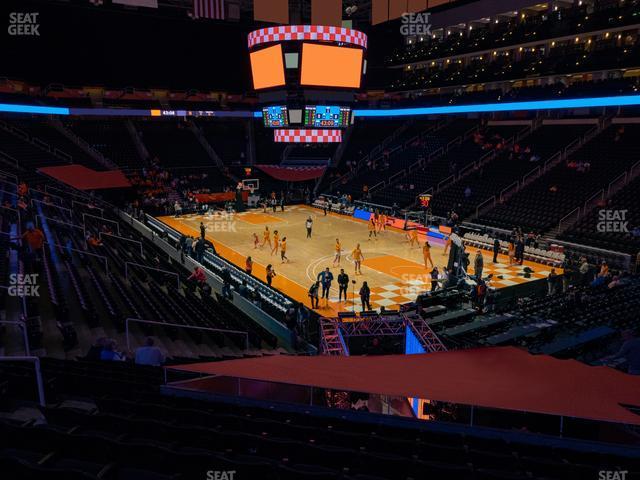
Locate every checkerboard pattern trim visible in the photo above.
<box><xmin>248</xmin><ymin>25</ymin><xmax>367</xmax><ymax>49</ymax></box>
<box><xmin>274</xmin><ymin>129</ymin><xmax>342</xmax><ymax>143</ymax></box>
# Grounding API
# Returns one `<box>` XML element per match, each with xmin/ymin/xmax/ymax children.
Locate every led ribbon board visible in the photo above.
<box><xmin>274</xmin><ymin>128</ymin><xmax>342</xmax><ymax>143</ymax></box>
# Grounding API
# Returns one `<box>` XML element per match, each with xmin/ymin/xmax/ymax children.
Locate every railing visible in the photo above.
<box><xmin>630</xmin><ymin>159</ymin><xmax>640</xmax><ymax>179</ymax></box>
<box><xmin>436</xmin><ymin>174</ymin><xmax>455</xmax><ymax>192</ymax></box>
<box><xmin>46</xmin><ymin>242</ymin><xmax>109</xmax><ymax>275</ymax></box>
<box><xmin>36</xmin><ymin>214</ymin><xmax>84</xmax><ymax>230</ymax></box>
<box><xmin>557</xmin><ymin>207</ymin><xmax>581</xmax><ymax>233</ymax></box>
<box><xmin>369</xmin><ymin>180</ymin><xmax>385</xmax><ymax>193</ymax></box>
<box><xmin>72</xmin><ymin>200</ymin><xmax>104</xmax><ymax>217</ymax></box>
<box><xmin>543</xmin><ymin>151</ymin><xmax>563</xmax><ymax>173</ymax></box>
<box><xmin>499</xmin><ymin>181</ymin><xmax>519</xmax><ymax>203</ymax></box>
<box><xmin>583</xmin><ymin>189</ymin><xmax>604</xmax><ymax>215</ymax></box>
<box><xmin>0</xmin><ymin>356</ymin><xmax>45</xmax><ymax>406</ymax></box>
<box><xmin>475</xmin><ymin>195</ymin><xmax>496</xmax><ymax>219</ymax></box>
<box><xmin>125</xmin><ymin>262</ymin><xmax>179</xmax><ymax>288</ymax></box>
<box><xmin>31</xmin><ymin>198</ymin><xmax>73</xmax><ymax>217</ymax></box>
<box><xmin>83</xmin><ymin>213</ymin><xmax>120</xmax><ymax>235</ymax></box>
<box><xmin>125</xmin><ymin>316</ymin><xmax>249</xmax><ymax>352</ymax></box>
<box><xmin>0</xmin><ymin>166</ymin><xmax>19</xmax><ymax>180</ymax></box>
<box><xmin>99</xmin><ymin>231</ymin><xmax>143</xmax><ymax>256</ymax></box>
<box><xmin>0</xmin><ymin>319</ymin><xmax>30</xmax><ymax>355</ymax></box>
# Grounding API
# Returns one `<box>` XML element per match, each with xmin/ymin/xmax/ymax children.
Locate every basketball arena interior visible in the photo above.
<box><xmin>2</xmin><ymin>0</ymin><xmax>640</xmax><ymax>478</ymax></box>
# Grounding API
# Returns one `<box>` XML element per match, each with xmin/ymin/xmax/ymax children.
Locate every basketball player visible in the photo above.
<box><xmin>271</xmin><ymin>230</ymin><xmax>280</xmax><ymax>256</ymax></box>
<box><xmin>261</xmin><ymin>226</ymin><xmax>271</xmax><ymax>248</ymax></box>
<box><xmin>252</xmin><ymin>232</ymin><xmax>260</xmax><ymax>249</ymax></box>
<box><xmin>423</xmin><ymin>241</ymin><xmax>434</xmax><ymax>269</ymax></box>
<box><xmin>368</xmin><ymin>217</ymin><xmax>377</xmax><ymax>239</ymax></box>
<box><xmin>280</xmin><ymin>237</ymin><xmax>288</xmax><ymax>263</ymax></box>
<box><xmin>305</xmin><ymin>216</ymin><xmax>313</xmax><ymax>238</ymax></box>
<box><xmin>333</xmin><ymin>238</ymin><xmax>341</xmax><ymax>266</ymax></box>
<box><xmin>378</xmin><ymin>213</ymin><xmax>387</xmax><ymax>233</ymax></box>
<box><xmin>408</xmin><ymin>229</ymin><xmax>419</xmax><ymax>248</ymax></box>
<box><xmin>352</xmin><ymin>243</ymin><xmax>364</xmax><ymax>275</ymax></box>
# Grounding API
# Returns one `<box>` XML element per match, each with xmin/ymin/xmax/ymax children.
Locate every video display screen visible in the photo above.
<box><xmin>250</xmin><ymin>44</ymin><xmax>286</xmax><ymax>90</ymax></box>
<box><xmin>304</xmin><ymin>105</ymin><xmax>351</xmax><ymax>127</ymax></box>
<box><xmin>262</xmin><ymin>105</ymin><xmax>289</xmax><ymax>127</ymax></box>
<box><xmin>300</xmin><ymin>43</ymin><xmax>363</xmax><ymax>88</ymax></box>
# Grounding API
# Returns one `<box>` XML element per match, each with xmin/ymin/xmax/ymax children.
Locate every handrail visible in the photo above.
<box><xmin>522</xmin><ymin>165</ymin><xmax>541</xmax><ymax>185</ymax></box>
<box><xmin>36</xmin><ymin>215</ymin><xmax>84</xmax><ymax>230</ymax></box>
<box><xmin>31</xmin><ymin>188</ymin><xmax>65</xmax><ymax>203</ymax></box>
<box><xmin>46</xmin><ymin>242</ymin><xmax>109</xmax><ymax>275</ymax></box>
<box><xmin>83</xmin><ymin>213</ymin><xmax>120</xmax><ymax>235</ymax></box>
<box><xmin>125</xmin><ymin>317</ymin><xmax>249</xmax><ymax>351</ymax></box>
<box><xmin>557</xmin><ymin>207</ymin><xmax>581</xmax><ymax>231</ymax></box>
<box><xmin>629</xmin><ymin>159</ymin><xmax>640</xmax><ymax>179</ymax></box>
<box><xmin>0</xmin><ymin>356</ymin><xmax>45</xmax><ymax>406</ymax></box>
<box><xmin>73</xmin><ymin>200</ymin><xmax>104</xmax><ymax>216</ymax></box>
<box><xmin>0</xmin><ymin>188</ymin><xmax>18</xmax><ymax>198</ymax></box>
<box><xmin>0</xmin><ymin>167</ymin><xmax>18</xmax><ymax>182</ymax></box>
<box><xmin>583</xmin><ymin>189</ymin><xmax>604</xmax><ymax>214</ymax></box>
<box><xmin>0</xmin><ymin>320</ymin><xmax>30</xmax><ymax>355</ymax></box>
<box><xmin>31</xmin><ymin>198</ymin><xmax>73</xmax><ymax>216</ymax></box>
<box><xmin>99</xmin><ymin>231</ymin><xmax>143</xmax><ymax>256</ymax></box>
<box><xmin>436</xmin><ymin>174</ymin><xmax>455</xmax><ymax>192</ymax></box>
<box><xmin>475</xmin><ymin>195</ymin><xmax>496</xmax><ymax>218</ymax></box>
<box><xmin>499</xmin><ymin>181</ymin><xmax>519</xmax><ymax>203</ymax></box>
<box><xmin>369</xmin><ymin>180</ymin><xmax>385</xmax><ymax>192</ymax></box>
<box><xmin>125</xmin><ymin>261</ymin><xmax>179</xmax><ymax>288</ymax></box>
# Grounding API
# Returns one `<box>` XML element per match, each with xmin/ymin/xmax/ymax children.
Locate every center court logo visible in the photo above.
<box><xmin>400</xmin><ymin>12</ymin><xmax>432</xmax><ymax>36</ymax></box>
<box><xmin>8</xmin><ymin>12</ymin><xmax>40</xmax><ymax>36</ymax></box>
<box><xmin>8</xmin><ymin>273</ymin><xmax>40</xmax><ymax>297</ymax></box>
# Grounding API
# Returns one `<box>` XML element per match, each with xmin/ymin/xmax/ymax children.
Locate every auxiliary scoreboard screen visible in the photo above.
<box><xmin>262</xmin><ymin>105</ymin><xmax>289</xmax><ymax>127</ymax></box>
<box><xmin>304</xmin><ymin>105</ymin><xmax>351</xmax><ymax>128</ymax></box>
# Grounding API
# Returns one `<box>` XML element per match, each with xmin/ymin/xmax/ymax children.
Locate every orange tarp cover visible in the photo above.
<box><xmin>171</xmin><ymin>347</ymin><xmax>640</xmax><ymax>425</ymax></box>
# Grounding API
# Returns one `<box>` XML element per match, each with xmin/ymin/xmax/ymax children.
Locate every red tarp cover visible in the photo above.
<box><xmin>38</xmin><ymin>165</ymin><xmax>130</xmax><ymax>190</ymax></box>
<box><xmin>171</xmin><ymin>347</ymin><xmax>640</xmax><ymax>425</ymax></box>
<box><xmin>256</xmin><ymin>165</ymin><xmax>326</xmax><ymax>182</ymax></box>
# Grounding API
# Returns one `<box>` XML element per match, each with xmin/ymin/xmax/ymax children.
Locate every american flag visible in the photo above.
<box><xmin>192</xmin><ymin>0</ymin><xmax>225</xmax><ymax>20</ymax></box>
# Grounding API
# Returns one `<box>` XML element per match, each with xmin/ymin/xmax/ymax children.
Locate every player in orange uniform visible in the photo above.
<box><xmin>333</xmin><ymin>238</ymin><xmax>341</xmax><ymax>266</ymax></box>
<box><xmin>408</xmin><ymin>229</ymin><xmax>419</xmax><ymax>247</ymax></box>
<box><xmin>253</xmin><ymin>232</ymin><xmax>260</xmax><ymax>249</ymax></box>
<box><xmin>423</xmin><ymin>241</ymin><xmax>434</xmax><ymax>269</ymax></box>
<box><xmin>271</xmin><ymin>230</ymin><xmax>280</xmax><ymax>255</ymax></box>
<box><xmin>261</xmin><ymin>226</ymin><xmax>271</xmax><ymax>248</ymax></box>
<box><xmin>352</xmin><ymin>243</ymin><xmax>364</xmax><ymax>275</ymax></box>
<box><xmin>378</xmin><ymin>213</ymin><xmax>387</xmax><ymax>232</ymax></box>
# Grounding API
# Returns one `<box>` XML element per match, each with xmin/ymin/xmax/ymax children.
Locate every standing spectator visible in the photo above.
<box><xmin>135</xmin><ymin>337</ymin><xmax>165</xmax><ymax>366</ymax></box>
<box><xmin>195</xmin><ymin>237</ymin><xmax>205</xmax><ymax>263</ymax></box>
<box><xmin>19</xmin><ymin>222</ymin><xmax>45</xmax><ymax>267</ymax></box>
<box><xmin>245</xmin><ymin>256</ymin><xmax>253</xmax><ymax>275</ymax></box>
<box><xmin>187</xmin><ymin>266</ymin><xmax>207</xmax><ymax>287</ymax></box>
<box><xmin>317</xmin><ymin>267</ymin><xmax>334</xmax><ymax>307</ymax></box>
<box><xmin>308</xmin><ymin>281</ymin><xmax>320</xmax><ymax>309</ymax></box>
<box><xmin>174</xmin><ymin>201</ymin><xmax>182</xmax><ymax>217</ymax></box>
<box><xmin>430</xmin><ymin>266</ymin><xmax>439</xmax><ymax>292</ymax></box>
<box><xmin>547</xmin><ymin>268</ymin><xmax>558</xmax><ymax>295</ymax></box>
<box><xmin>337</xmin><ymin>268</ymin><xmax>349</xmax><ymax>302</ymax></box>
<box><xmin>474</xmin><ymin>250</ymin><xmax>484</xmax><ymax>280</ymax></box>
<box><xmin>266</xmin><ymin>264</ymin><xmax>276</xmax><ymax>286</ymax></box>
<box><xmin>508</xmin><ymin>241</ymin><xmax>516</xmax><ymax>266</ymax></box>
<box><xmin>515</xmin><ymin>236</ymin><xmax>525</xmax><ymax>265</ymax></box>
<box><xmin>221</xmin><ymin>267</ymin><xmax>232</xmax><ymax>299</ymax></box>
<box><xmin>200</xmin><ymin>222</ymin><xmax>206</xmax><ymax>239</ymax></box>
<box><xmin>493</xmin><ymin>237</ymin><xmax>500</xmax><ymax>263</ymax></box>
<box><xmin>359</xmin><ymin>281</ymin><xmax>372</xmax><ymax>312</ymax></box>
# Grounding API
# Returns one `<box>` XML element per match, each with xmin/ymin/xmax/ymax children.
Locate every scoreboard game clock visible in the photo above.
<box><xmin>262</xmin><ymin>105</ymin><xmax>289</xmax><ymax>127</ymax></box>
<box><xmin>304</xmin><ymin>105</ymin><xmax>351</xmax><ymax>128</ymax></box>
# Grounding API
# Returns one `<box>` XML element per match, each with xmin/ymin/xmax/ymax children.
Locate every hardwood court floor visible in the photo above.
<box><xmin>158</xmin><ymin>205</ymin><xmax>555</xmax><ymax>316</ymax></box>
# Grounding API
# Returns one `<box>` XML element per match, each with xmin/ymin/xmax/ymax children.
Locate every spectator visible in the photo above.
<box><xmin>86</xmin><ymin>337</ymin><xmax>107</xmax><ymax>360</ymax></box>
<box><xmin>135</xmin><ymin>337</ymin><xmax>165</xmax><ymax>366</ymax></box>
<box><xmin>337</xmin><ymin>268</ymin><xmax>349</xmax><ymax>302</ymax></box>
<box><xmin>474</xmin><ymin>250</ymin><xmax>483</xmax><ymax>280</ymax></box>
<box><xmin>308</xmin><ymin>281</ymin><xmax>320</xmax><ymax>309</ymax></box>
<box><xmin>19</xmin><ymin>222</ymin><xmax>45</xmax><ymax>262</ymax></box>
<box><xmin>237</xmin><ymin>280</ymin><xmax>249</xmax><ymax>298</ymax></box>
<box><xmin>266</xmin><ymin>264</ymin><xmax>276</xmax><ymax>286</ymax></box>
<box><xmin>221</xmin><ymin>267</ymin><xmax>232</xmax><ymax>299</ymax></box>
<box><xmin>245</xmin><ymin>256</ymin><xmax>253</xmax><ymax>275</ymax></box>
<box><xmin>317</xmin><ymin>267</ymin><xmax>334</xmax><ymax>307</ymax></box>
<box><xmin>430</xmin><ymin>266</ymin><xmax>439</xmax><ymax>292</ymax></box>
<box><xmin>100</xmin><ymin>340</ymin><xmax>125</xmax><ymax>361</ymax></box>
<box><xmin>359</xmin><ymin>281</ymin><xmax>372</xmax><ymax>311</ymax></box>
<box><xmin>492</xmin><ymin>237</ymin><xmax>500</xmax><ymax>263</ymax></box>
<box><xmin>547</xmin><ymin>268</ymin><xmax>558</xmax><ymax>295</ymax></box>
<box><xmin>188</xmin><ymin>266</ymin><xmax>207</xmax><ymax>286</ymax></box>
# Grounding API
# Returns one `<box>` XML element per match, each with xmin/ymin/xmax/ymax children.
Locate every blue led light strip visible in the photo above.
<box><xmin>352</xmin><ymin>95</ymin><xmax>640</xmax><ymax>117</ymax></box>
<box><xmin>0</xmin><ymin>103</ymin><xmax>70</xmax><ymax>115</ymax></box>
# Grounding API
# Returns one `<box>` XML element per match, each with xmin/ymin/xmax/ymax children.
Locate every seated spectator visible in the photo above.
<box><xmin>86</xmin><ymin>337</ymin><xmax>106</xmax><ymax>360</ymax></box>
<box><xmin>135</xmin><ymin>337</ymin><xmax>165</xmax><ymax>366</ymax></box>
<box><xmin>100</xmin><ymin>340</ymin><xmax>125</xmax><ymax>361</ymax></box>
<box><xmin>188</xmin><ymin>266</ymin><xmax>207</xmax><ymax>286</ymax></box>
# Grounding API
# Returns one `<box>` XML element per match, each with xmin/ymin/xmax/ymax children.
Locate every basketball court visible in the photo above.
<box><xmin>158</xmin><ymin>205</ymin><xmax>556</xmax><ymax>315</ymax></box>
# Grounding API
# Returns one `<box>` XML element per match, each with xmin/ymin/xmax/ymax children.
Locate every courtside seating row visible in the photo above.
<box><xmin>462</xmin><ymin>232</ymin><xmax>565</xmax><ymax>267</ymax></box>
